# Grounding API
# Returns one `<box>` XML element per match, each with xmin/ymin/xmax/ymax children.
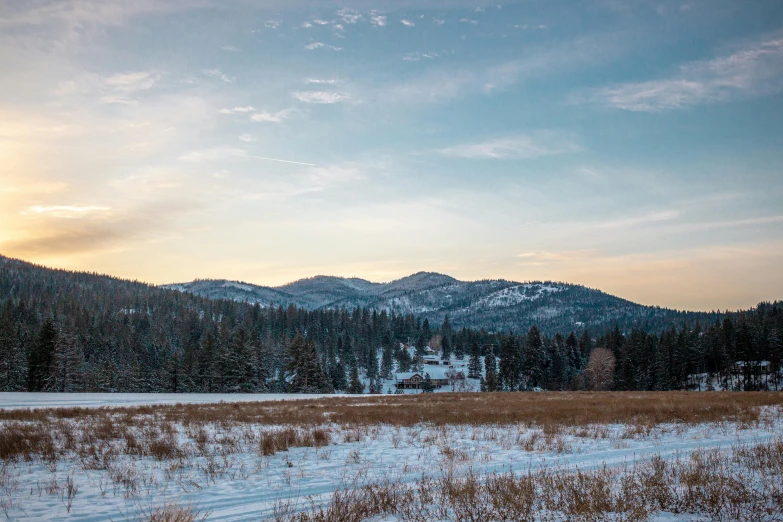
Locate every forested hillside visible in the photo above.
<box><xmin>165</xmin><ymin>274</ymin><xmax>732</xmax><ymax>335</ymax></box>
<box><xmin>1</xmin><ymin>255</ymin><xmax>781</xmax><ymax>393</ymax></box>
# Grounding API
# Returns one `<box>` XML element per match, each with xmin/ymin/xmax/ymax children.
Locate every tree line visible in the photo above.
<box><xmin>0</xmin><ymin>256</ymin><xmax>780</xmax><ymax>393</ymax></box>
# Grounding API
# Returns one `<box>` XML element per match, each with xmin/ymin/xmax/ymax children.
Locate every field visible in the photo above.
<box><xmin>0</xmin><ymin>392</ymin><xmax>782</xmax><ymax>521</ymax></box>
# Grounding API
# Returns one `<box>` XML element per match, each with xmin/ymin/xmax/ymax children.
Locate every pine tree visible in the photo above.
<box><xmin>331</xmin><ymin>360</ymin><xmax>347</xmax><ymax>391</ymax></box>
<box><xmin>484</xmin><ymin>348</ymin><xmax>499</xmax><ymax>392</ymax></box>
<box><xmin>28</xmin><ymin>319</ymin><xmax>57</xmax><ymax>392</ymax></box>
<box><xmin>47</xmin><ymin>325</ymin><xmax>83</xmax><ymax>392</ymax></box>
<box><xmin>499</xmin><ymin>333</ymin><xmax>521</xmax><ymax>391</ymax></box>
<box><xmin>421</xmin><ymin>372</ymin><xmax>435</xmax><ymax>393</ymax></box>
<box><xmin>468</xmin><ymin>342</ymin><xmax>483</xmax><ymax>378</ymax></box>
<box><xmin>524</xmin><ymin>326</ymin><xmax>545</xmax><ymax>389</ymax></box>
<box><xmin>286</xmin><ymin>335</ymin><xmax>333</xmax><ymax>393</ymax></box>
<box><xmin>441</xmin><ymin>335</ymin><xmax>451</xmax><ymax>361</ymax></box>
<box><xmin>348</xmin><ymin>365</ymin><xmax>364</xmax><ymax>394</ymax></box>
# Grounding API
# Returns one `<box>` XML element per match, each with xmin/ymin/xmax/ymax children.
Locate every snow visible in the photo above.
<box><xmin>221</xmin><ymin>281</ymin><xmax>254</xmax><ymax>292</ymax></box>
<box><xmin>1</xmin><ymin>408</ymin><xmax>780</xmax><ymax>521</ymax></box>
<box><xmin>475</xmin><ymin>283</ymin><xmax>562</xmax><ymax>309</ymax></box>
<box><xmin>0</xmin><ymin>393</ymin><xmax>348</xmax><ymax>410</ymax></box>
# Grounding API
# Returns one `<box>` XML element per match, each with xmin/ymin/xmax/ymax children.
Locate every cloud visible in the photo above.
<box><xmin>378</xmin><ymin>35</ymin><xmax>622</xmax><ymax>105</ymax></box>
<box><xmin>291</xmin><ymin>91</ymin><xmax>349</xmax><ymax>104</ymax></box>
<box><xmin>178</xmin><ymin>147</ymin><xmax>246</xmax><ymax>162</ymax></box>
<box><xmin>370</xmin><ymin>15</ymin><xmax>387</xmax><ymax>26</ymax></box>
<box><xmin>219</xmin><ymin>105</ymin><xmax>255</xmax><ymax>114</ymax></box>
<box><xmin>301</xmin><ymin>21</ymin><xmax>313</xmax><ymax>28</ymax></box>
<box><xmin>221</xmin><ymin>45</ymin><xmax>239</xmax><ymax>52</ymax></box>
<box><xmin>24</xmin><ymin>205</ymin><xmax>111</xmax><ymax>218</ymax></box>
<box><xmin>243</xmin><ymin>163</ymin><xmax>364</xmax><ymax>199</ymax></box>
<box><xmin>592</xmin><ymin>35</ymin><xmax>783</xmax><ymax>111</ymax></box>
<box><xmin>514</xmin><ymin>24</ymin><xmax>547</xmax><ymax>30</ymax></box>
<box><xmin>304</xmin><ymin>42</ymin><xmax>342</xmax><ymax>51</ymax></box>
<box><xmin>238</xmin><ymin>134</ymin><xmax>252</xmax><ymax>142</ymax></box>
<box><xmin>202</xmin><ymin>69</ymin><xmax>234</xmax><ymax>83</ymax></box>
<box><xmin>52</xmin><ymin>70</ymin><xmax>161</xmax><ymax>104</ymax></box>
<box><xmin>590</xmin><ymin>210</ymin><xmax>681</xmax><ymax>229</ymax></box>
<box><xmin>434</xmin><ymin>19</ymin><xmax>446</xmax><ymax>25</ymax></box>
<box><xmin>337</xmin><ymin>8</ymin><xmax>362</xmax><ymax>24</ymax></box>
<box><xmin>250</xmin><ymin>108</ymin><xmax>296</xmax><ymax>123</ymax></box>
<box><xmin>400</xmin><ymin>19</ymin><xmax>415</xmax><ymax>27</ymax></box>
<box><xmin>312</xmin><ymin>19</ymin><xmax>330</xmax><ymax>25</ymax></box>
<box><xmin>459</xmin><ymin>18</ymin><xmax>478</xmax><ymax>24</ymax></box>
<box><xmin>436</xmin><ymin>133</ymin><xmax>581</xmax><ymax>159</ymax></box>
<box><xmin>265</xmin><ymin>20</ymin><xmax>282</xmax><ymax>29</ymax></box>
<box><xmin>3</xmin><ymin>199</ymin><xmax>201</xmax><ymax>257</ymax></box>
<box><xmin>306</xmin><ymin>78</ymin><xmax>342</xmax><ymax>85</ymax></box>
<box><xmin>403</xmin><ymin>52</ymin><xmax>440</xmax><ymax>62</ymax></box>
<box><xmin>178</xmin><ymin>146</ymin><xmax>314</xmax><ymax>166</ymax></box>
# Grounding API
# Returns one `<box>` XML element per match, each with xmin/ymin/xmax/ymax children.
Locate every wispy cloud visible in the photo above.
<box><xmin>590</xmin><ymin>210</ymin><xmax>681</xmax><ymax>229</ymax></box>
<box><xmin>202</xmin><ymin>69</ymin><xmax>234</xmax><ymax>83</ymax></box>
<box><xmin>304</xmin><ymin>42</ymin><xmax>342</xmax><ymax>51</ymax></box>
<box><xmin>306</xmin><ymin>78</ymin><xmax>342</xmax><ymax>85</ymax></box>
<box><xmin>403</xmin><ymin>52</ymin><xmax>440</xmax><ymax>62</ymax></box>
<box><xmin>436</xmin><ymin>133</ymin><xmax>581</xmax><ymax>159</ymax></box>
<box><xmin>243</xmin><ymin>163</ymin><xmax>364</xmax><ymax>199</ymax></box>
<box><xmin>400</xmin><ymin>19</ymin><xmax>415</xmax><ymax>27</ymax></box>
<box><xmin>337</xmin><ymin>8</ymin><xmax>362</xmax><ymax>24</ymax></box>
<box><xmin>238</xmin><ymin>134</ymin><xmax>252</xmax><ymax>142</ymax></box>
<box><xmin>219</xmin><ymin>105</ymin><xmax>255</xmax><ymax>114</ymax></box>
<box><xmin>221</xmin><ymin>45</ymin><xmax>239</xmax><ymax>52</ymax></box>
<box><xmin>265</xmin><ymin>20</ymin><xmax>282</xmax><ymax>29</ymax></box>
<box><xmin>53</xmin><ymin>70</ymin><xmax>161</xmax><ymax>104</ymax></box>
<box><xmin>250</xmin><ymin>108</ymin><xmax>296</xmax><ymax>123</ymax></box>
<box><xmin>24</xmin><ymin>205</ymin><xmax>111</xmax><ymax>218</ymax></box>
<box><xmin>178</xmin><ymin>147</ymin><xmax>314</xmax><ymax>166</ymax></box>
<box><xmin>378</xmin><ymin>35</ymin><xmax>622</xmax><ymax>105</ymax></box>
<box><xmin>370</xmin><ymin>14</ymin><xmax>387</xmax><ymax>27</ymax></box>
<box><xmin>592</xmin><ymin>35</ymin><xmax>783</xmax><ymax>111</ymax></box>
<box><xmin>291</xmin><ymin>91</ymin><xmax>349</xmax><ymax>104</ymax></box>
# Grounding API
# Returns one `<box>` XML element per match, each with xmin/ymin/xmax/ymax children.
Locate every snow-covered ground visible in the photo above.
<box><xmin>0</xmin><ymin>407</ymin><xmax>780</xmax><ymax>521</ymax></box>
<box><xmin>0</xmin><ymin>393</ymin><xmax>348</xmax><ymax>410</ymax></box>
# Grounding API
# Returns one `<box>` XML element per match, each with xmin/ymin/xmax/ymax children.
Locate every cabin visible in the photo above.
<box><xmin>394</xmin><ymin>368</ymin><xmax>448</xmax><ymax>389</ymax></box>
<box><xmin>394</xmin><ymin>366</ymin><xmax>463</xmax><ymax>390</ymax></box>
<box><xmin>422</xmin><ymin>355</ymin><xmax>451</xmax><ymax>366</ymax></box>
<box><xmin>731</xmin><ymin>361</ymin><xmax>770</xmax><ymax>374</ymax></box>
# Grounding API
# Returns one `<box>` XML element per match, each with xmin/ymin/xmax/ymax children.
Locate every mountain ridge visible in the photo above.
<box><xmin>161</xmin><ymin>271</ymin><xmax>727</xmax><ymax>334</ymax></box>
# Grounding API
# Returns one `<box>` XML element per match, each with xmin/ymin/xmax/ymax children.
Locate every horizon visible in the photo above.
<box><xmin>4</xmin><ymin>253</ymin><xmax>778</xmax><ymax>314</ymax></box>
<box><xmin>2</xmin><ymin>0</ymin><xmax>783</xmax><ymax>312</ymax></box>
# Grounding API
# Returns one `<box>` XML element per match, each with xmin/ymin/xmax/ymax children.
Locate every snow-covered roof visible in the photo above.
<box><xmin>395</xmin><ymin>366</ymin><xmax>459</xmax><ymax>380</ymax></box>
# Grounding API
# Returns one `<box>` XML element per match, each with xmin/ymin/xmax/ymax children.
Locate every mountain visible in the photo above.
<box><xmin>163</xmin><ymin>272</ymin><xmax>728</xmax><ymax>334</ymax></box>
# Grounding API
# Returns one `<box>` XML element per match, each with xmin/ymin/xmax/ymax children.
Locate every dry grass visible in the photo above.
<box><xmin>0</xmin><ymin>393</ymin><xmax>780</xmax><ymax>521</ymax></box>
<box><xmin>143</xmin><ymin>501</ymin><xmax>208</xmax><ymax>522</ymax></box>
<box><xmin>2</xmin><ymin>391</ymin><xmax>781</xmax><ymax>428</ymax></box>
<box><xmin>278</xmin><ymin>439</ymin><xmax>783</xmax><ymax>522</ymax></box>
<box><xmin>0</xmin><ymin>392</ymin><xmax>780</xmax><ymax>465</ymax></box>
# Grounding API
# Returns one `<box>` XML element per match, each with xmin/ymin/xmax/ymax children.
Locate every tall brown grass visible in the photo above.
<box><xmin>278</xmin><ymin>439</ymin><xmax>783</xmax><ymax>522</ymax></box>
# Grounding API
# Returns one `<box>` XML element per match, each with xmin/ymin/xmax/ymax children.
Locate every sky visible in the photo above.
<box><xmin>1</xmin><ymin>0</ymin><xmax>782</xmax><ymax>311</ymax></box>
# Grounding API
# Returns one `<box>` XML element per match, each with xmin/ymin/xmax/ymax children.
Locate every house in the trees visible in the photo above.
<box><xmin>422</xmin><ymin>355</ymin><xmax>451</xmax><ymax>366</ymax></box>
<box><xmin>394</xmin><ymin>366</ymin><xmax>458</xmax><ymax>390</ymax></box>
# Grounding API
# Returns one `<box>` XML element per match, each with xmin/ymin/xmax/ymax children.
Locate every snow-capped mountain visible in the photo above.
<box><xmin>162</xmin><ymin>272</ymin><xmax>717</xmax><ymax>334</ymax></box>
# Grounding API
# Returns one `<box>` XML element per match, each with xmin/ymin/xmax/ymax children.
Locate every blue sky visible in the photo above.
<box><xmin>1</xmin><ymin>0</ymin><xmax>782</xmax><ymax>310</ymax></box>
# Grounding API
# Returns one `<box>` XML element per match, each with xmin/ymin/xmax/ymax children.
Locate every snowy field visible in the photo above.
<box><xmin>0</xmin><ymin>393</ymin><xmax>348</xmax><ymax>410</ymax></box>
<box><xmin>0</xmin><ymin>394</ymin><xmax>781</xmax><ymax>521</ymax></box>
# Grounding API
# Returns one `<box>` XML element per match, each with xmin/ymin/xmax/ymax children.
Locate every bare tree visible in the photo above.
<box><xmin>585</xmin><ymin>348</ymin><xmax>616</xmax><ymax>391</ymax></box>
